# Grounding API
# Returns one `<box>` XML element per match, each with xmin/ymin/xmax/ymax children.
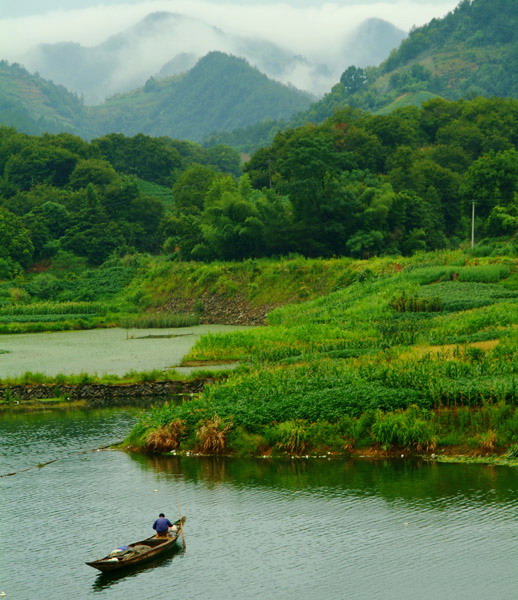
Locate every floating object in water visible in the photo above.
<box><xmin>153</xmin><ymin>489</ymin><xmax>158</xmax><ymax>492</ymax></box>
<box><xmin>86</xmin><ymin>517</ymin><xmax>186</xmax><ymax>572</ymax></box>
<box><xmin>403</xmin><ymin>522</ymin><xmax>409</xmax><ymax>526</ymax></box>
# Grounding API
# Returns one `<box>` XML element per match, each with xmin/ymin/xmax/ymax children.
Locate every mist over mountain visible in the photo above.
<box><xmin>343</xmin><ymin>18</ymin><xmax>406</xmax><ymax>67</ymax></box>
<box><xmin>88</xmin><ymin>51</ymin><xmax>314</xmax><ymax>141</ymax></box>
<box><xmin>4</xmin><ymin>0</ymin><xmax>510</xmax><ymax>151</ymax></box>
<box><xmin>22</xmin><ymin>10</ymin><xmax>406</xmax><ymax>103</ymax></box>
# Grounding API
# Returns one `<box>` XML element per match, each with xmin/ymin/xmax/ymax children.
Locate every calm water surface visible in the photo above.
<box><xmin>1</xmin><ymin>409</ymin><xmax>516</xmax><ymax>600</ymax></box>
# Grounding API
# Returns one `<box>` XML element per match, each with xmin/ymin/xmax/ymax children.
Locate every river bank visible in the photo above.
<box><xmin>0</xmin><ymin>378</ymin><xmax>209</xmax><ymax>409</ymax></box>
<box><xmin>122</xmin><ymin>254</ymin><xmax>517</xmax><ymax>466</ymax></box>
<box><xmin>3</xmin><ymin>407</ymin><xmax>516</xmax><ymax>599</ymax></box>
<box><xmin>123</xmin><ymin>443</ymin><xmax>518</xmax><ymax>467</ymax></box>
<box><xmin>3</xmin><ymin>252</ymin><xmax>516</xmax><ymax>467</ymax></box>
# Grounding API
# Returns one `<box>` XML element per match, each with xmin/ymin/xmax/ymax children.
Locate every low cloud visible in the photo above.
<box><xmin>0</xmin><ymin>1</ymin><xmax>458</xmax><ymax>59</ymax></box>
<box><xmin>0</xmin><ymin>1</ymin><xmax>458</xmax><ymax>99</ymax></box>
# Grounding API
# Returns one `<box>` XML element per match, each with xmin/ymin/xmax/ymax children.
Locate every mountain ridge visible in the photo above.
<box><xmin>21</xmin><ymin>10</ymin><xmax>407</xmax><ymax>102</ymax></box>
<box><xmin>206</xmin><ymin>0</ymin><xmax>518</xmax><ymax>151</ymax></box>
<box><xmin>87</xmin><ymin>51</ymin><xmax>315</xmax><ymax>141</ymax></box>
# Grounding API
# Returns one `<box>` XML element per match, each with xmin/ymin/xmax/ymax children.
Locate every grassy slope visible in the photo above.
<box><xmin>374</xmin><ymin>91</ymin><xmax>442</xmax><ymax>115</ymax></box>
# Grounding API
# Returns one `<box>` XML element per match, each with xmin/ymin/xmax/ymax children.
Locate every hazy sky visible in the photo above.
<box><xmin>0</xmin><ymin>0</ymin><xmax>459</xmax><ymax>63</ymax></box>
<box><xmin>0</xmin><ymin>1</ymin><xmax>460</xmax><ymax>19</ymax></box>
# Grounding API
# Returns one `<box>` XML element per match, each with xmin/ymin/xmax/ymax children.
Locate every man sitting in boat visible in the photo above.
<box><xmin>153</xmin><ymin>513</ymin><xmax>173</xmax><ymax>537</ymax></box>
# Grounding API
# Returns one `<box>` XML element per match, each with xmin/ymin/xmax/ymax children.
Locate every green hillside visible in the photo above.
<box><xmin>206</xmin><ymin>0</ymin><xmax>517</xmax><ymax>151</ymax></box>
<box><xmin>0</xmin><ymin>61</ymin><xmax>86</xmax><ymax>136</ymax></box>
<box><xmin>0</xmin><ymin>52</ymin><xmax>312</xmax><ymax>143</ymax></box>
<box><xmin>374</xmin><ymin>91</ymin><xmax>443</xmax><ymax>115</ymax></box>
<box><xmin>88</xmin><ymin>52</ymin><xmax>314</xmax><ymax>142</ymax></box>
<box><xmin>305</xmin><ymin>0</ymin><xmax>517</xmax><ymax>120</ymax></box>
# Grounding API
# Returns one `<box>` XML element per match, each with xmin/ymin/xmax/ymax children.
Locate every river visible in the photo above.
<box><xmin>0</xmin><ymin>409</ymin><xmax>516</xmax><ymax>600</ymax></box>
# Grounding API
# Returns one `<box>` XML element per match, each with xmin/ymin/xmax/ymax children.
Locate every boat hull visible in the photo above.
<box><xmin>86</xmin><ymin>517</ymin><xmax>186</xmax><ymax>572</ymax></box>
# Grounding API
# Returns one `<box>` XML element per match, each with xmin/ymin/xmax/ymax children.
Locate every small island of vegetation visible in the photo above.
<box><xmin>121</xmin><ymin>252</ymin><xmax>517</xmax><ymax>464</ymax></box>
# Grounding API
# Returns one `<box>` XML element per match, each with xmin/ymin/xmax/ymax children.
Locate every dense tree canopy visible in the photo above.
<box><xmin>0</xmin><ymin>97</ymin><xmax>516</xmax><ymax>273</ymax></box>
<box><xmin>0</xmin><ymin>130</ymin><xmax>243</xmax><ymax>268</ymax></box>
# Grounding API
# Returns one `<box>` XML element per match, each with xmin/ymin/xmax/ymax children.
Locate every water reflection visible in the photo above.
<box><xmin>128</xmin><ymin>452</ymin><xmax>518</xmax><ymax>507</ymax></box>
<box><xmin>92</xmin><ymin>546</ymin><xmax>185</xmax><ymax>593</ymax></box>
<box><xmin>2</xmin><ymin>410</ymin><xmax>517</xmax><ymax>600</ymax></box>
<box><xmin>0</xmin><ymin>407</ymin><xmax>139</xmax><ymax>473</ymax></box>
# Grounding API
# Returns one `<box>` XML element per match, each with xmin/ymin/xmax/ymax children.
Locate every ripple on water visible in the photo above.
<box><xmin>1</xmin><ymin>413</ymin><xmax>517</xmax><ymax>600</ymax></box>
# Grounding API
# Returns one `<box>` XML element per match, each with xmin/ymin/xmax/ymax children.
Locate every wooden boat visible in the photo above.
<box><xmin>86</xmin><ymin>516</ymin><xmax>186</xmax><ymax>572</ymax></box>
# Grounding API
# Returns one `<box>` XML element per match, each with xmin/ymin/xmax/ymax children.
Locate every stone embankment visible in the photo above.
<box><xmin>0</xmin><ymin>379</ymin><xmax>211</xmax><ymax>407</ymax></box>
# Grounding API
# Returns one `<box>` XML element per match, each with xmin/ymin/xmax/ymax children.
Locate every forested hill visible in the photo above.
<box><xmin>304</xmin><ymin>0</ymin><xmax>517</xmax><ymax>121</ymax></box>
<box><xmin>0</xmin><ymin>96</ymin><xmax>516</xmax><ymax>280</ymax></box>
<box><xmin>208</xmin><ymin>0</ymin><xmax>518</xmax><ymax>151</ymax></box>
<box><xmin>87</xmin><ymin>52</ymin><xmax>314</xmax><ymax>142</ymax></box>
<box><xmin>0</xmin><ymin>61</ymin><xmax>85</xmax><ymax>136</ymax></box>
<box><xmin>0</xmin><ymin>53</ymin><xmax>313</xmax><ymax>142</ymax></box>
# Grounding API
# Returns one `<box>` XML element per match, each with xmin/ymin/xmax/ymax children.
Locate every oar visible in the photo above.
<box><xmin>177</xmin><ymin>502</ymin><xmax>186</xmax><ymax>550</ymax></box>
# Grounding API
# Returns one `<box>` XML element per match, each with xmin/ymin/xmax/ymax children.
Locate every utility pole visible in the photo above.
<box><xmin>471</xmin><ymin>200</ymin><xmax>476</xmax><ymax>248</ymax></box>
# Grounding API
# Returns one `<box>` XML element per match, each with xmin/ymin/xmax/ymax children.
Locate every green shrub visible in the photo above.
<box><xmin>307</xmin><ymin>421</ymin><xmax>344</xmax><ymax>450</ymax></box>
<box><xmin>227</xmin><ymin>427</ymin><xmax>267</xmax><ymax>456</ymax></box>
<box><xmin>265</xmin><ymin>420</ymin><xmax>310</xmax><ymax>454</ymax></box>
<box><xmin>390</xmin><ymin>293</ymin><xmax>442</xmax><ymax>313</ymax></box>
<box><xmin>371</xmin><ymin>408</ymin><xmax>436</xmax><ymax>450</ymax></box>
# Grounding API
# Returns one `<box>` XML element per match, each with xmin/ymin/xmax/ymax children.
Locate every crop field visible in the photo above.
<box><xmin>127</xmin><ymin>254</ymin><xmax>518</xmax><ymax>456</ymax></box>
<box><xmin>0</xmin><ymin>301</ymin><xmax>112</xmax><ymax>333</ymax></box>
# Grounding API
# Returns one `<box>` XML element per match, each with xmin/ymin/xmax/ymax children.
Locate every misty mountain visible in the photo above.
<box><xmin>22</xmin><ymin>10</ymin><xmax>406</xmax><ymax>103</ymax></box>
<box><xmin>87</xmin><ymin>52</ymin><xmax>314</xmax><ymax>141</ymax></box>
<box><xmin>204</xmin><ymin>0</ymin><xmax>518</xmax><ymax>152</ymax></box>
<box><xmin>0</xmin><ymin>51</ymin><xmax>312</xmax><ymax>142</ymax></box>
<box><xmin>296</xmin><ymin>0</ymin><xmax>518</xmax><ymax>122</ymax></box>
<box><xmin>342</xmin><ymin>18</ymin><xmax>406</xmax><ymax>67</ymax></box>
<box><xmin>158</xmin><ymin>53</ymin><xmax>199</xmax><ymax>79</ymax></box>
<box><xmin>24</xmin><ymin>11</ymin><xmax>321</xmax><ymax>104</ymax></box>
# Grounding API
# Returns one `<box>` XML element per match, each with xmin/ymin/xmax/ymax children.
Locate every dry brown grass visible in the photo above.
<box><xmin>196</xmin><ymin>415</ymin><xmax>233</xmax><ymax>454</ymax></box>
<box><xmin>399</xmin><ymin>339</ymin><xmax>500</xmax><ymax>361</ymax></box>
<box><xmin>478</xmin><ymin>429</ymin><xmax>497</xmax><ymax>454</ymax></box>
<box><xmin>146</xmin><ymin>420</ymin><xmax>186</xmax><ymax>452</ymax></box>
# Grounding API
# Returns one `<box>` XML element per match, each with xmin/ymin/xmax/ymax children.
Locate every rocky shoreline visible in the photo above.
<box><xmin>0</xmin><ymin>378</ymin><xmax>211</xmax><ymax>408</ymax></box>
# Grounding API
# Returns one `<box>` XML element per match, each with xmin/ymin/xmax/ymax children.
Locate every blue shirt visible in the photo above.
<box><xmin>153</xmin><ymin>517</ymin><xmax>173</xmax><ymax>533</ymax></box>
